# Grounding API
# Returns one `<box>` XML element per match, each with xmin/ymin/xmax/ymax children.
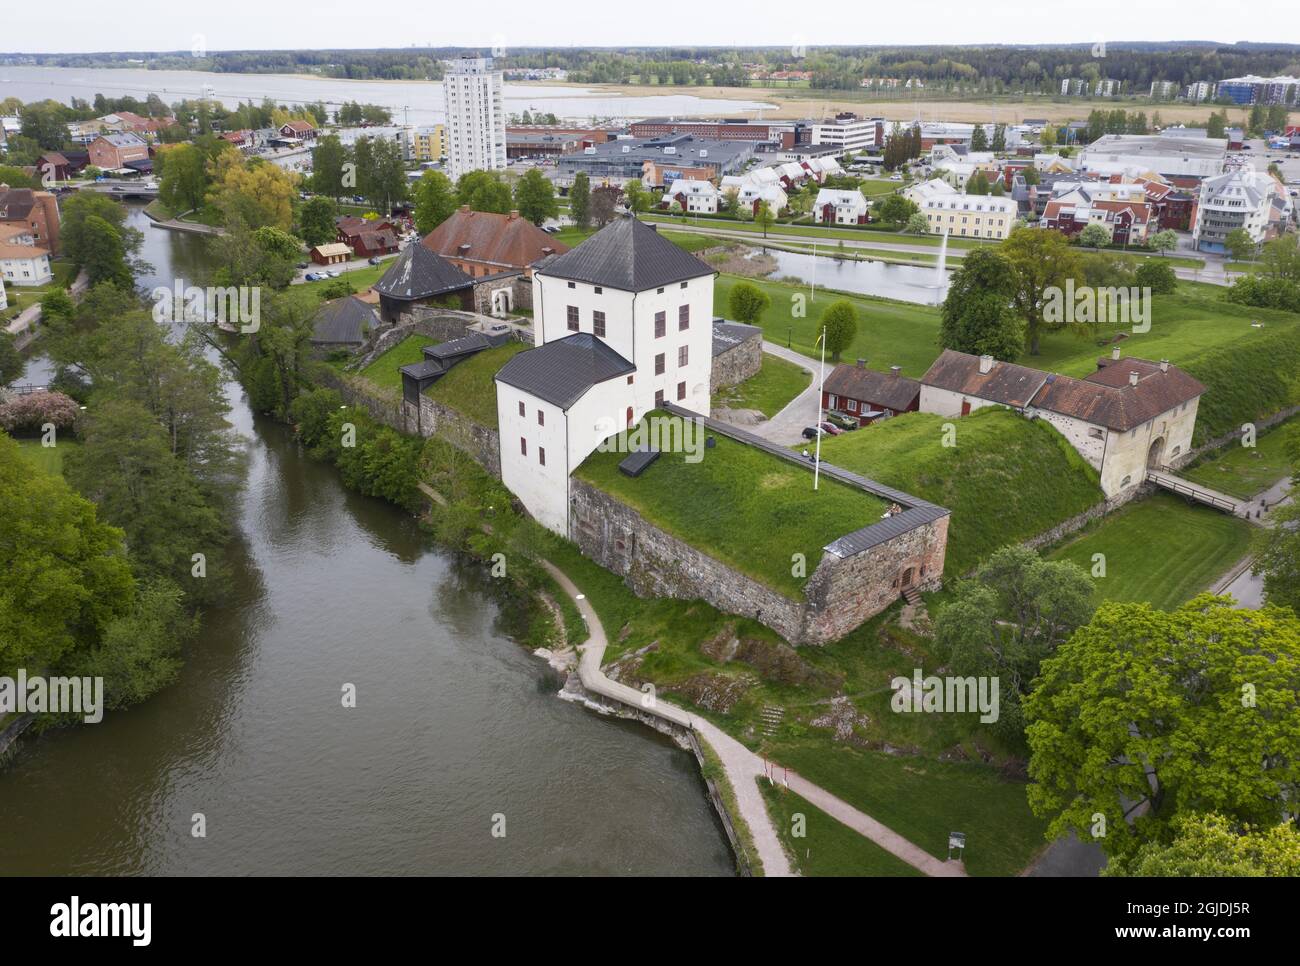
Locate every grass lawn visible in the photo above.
<box><xmin>575</xmin><ymin>412</ymin><xmax>887</xmax><ymax>597</ymax></box>
<box><xmin>1046</xmin><ymin>492</ymin><xmax>1253</xmax><ymax>610</ymax></box>
<box><xmin>814</xmin><ymin>408</ymin><xmax>1102</xmax><ymax>577</ymax></box>
<box><xmin>359</xmin><ymin>333</ymin><xmax>440</xmax><ymax>390</ymax></box>
<box><xmin>712</xmin><ymin>354</ymin><xmax>810</xmax><ymax>418</ymax></box>
<box><xmin>17</xmin><ymin>438</ymin><xmax>77</xmax><ymax>476</ymax></box>
<box><xmin>552</xmin><ymin>225</ymin><xmax>714</xmax><ymax>253</ymax></box>
<box><xmin>759</xmin><ymin>781</ymin><xmax>924</xmax><ymax>876</ymax></box>
<box><xmin>765</xmin><ymin>738</ymin><xmax>1047</xmax><ymax>877</ymax></box>
<box><xmin>1</xmin><ymin>259</ymin><xmax>76</xmax><ymax>320</ymax></box>
<box><xmin>424</xmin><ymin>341</ymin><xmax>528</xmax><ymax>428</ymax></box>
<box><xmin>1180</xmin><ymin>418</ymin><xmax>1297</xmax><ymax>500</ymax></box>
<box><xmin>714</xmin><ymin>274</ymin><xmax>944</xmax><ymax>377</ymax></box>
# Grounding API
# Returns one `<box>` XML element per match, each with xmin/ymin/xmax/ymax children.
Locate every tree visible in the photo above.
<box><xmin>727</xmin><ymin>282</ymin><xmax>770</xmax><ymax>325</ymax></box>
<box><xmin>0</xmin><ymin>165</ymin><xmax>39</xmax><ymax>190</ymax></box>
<box><xmin>19</xmin><ymin>101</ymin><xmax>70</xmax><ymax>150</ymax></box>
<box><xmin>623</xmin><ymin>179</ymin><xmax>648</xmax><ymax>215</ymax></box>
<box><xmin>873</xmin><ymin>194</ymin><xmax>918</xmax><ymax>225</ymax></box>
<box><xmin>970</xmin><ymin>125</ymin><xmax>989</xmax><ymax>151</ymax></box>
<box><xmin>939</xmin><ymin>248</ymin><xmax>1024</xmax><ymax>360</ymax></box>
<box><xmin>1024</xmin><ymin>595</ymin><xmax>1300</xmax><ymax>861</ymax></box>
<box><xmin>967</xmin><ymin>172</ymin><xmax>991</xmax><ymax>196</ymax></box>
<box><xmin>0</xmin><ymin>434</ymin><xmax>135</xmax><ymax>676</ymax></box>
<box><xmin>1001</xmin><ymin>227</ymin><xmax>1084</xmax><ymax>354</ymax></box>
<box><xmin>1022</xmin><ymin>165</ymin><xmax>1040</xmax><ymax>186</ymax></box>
<box><xmin>1149</xmin><ymin>228</ymin><xmax>1178</xmax><ymax>256</ymax></box>
<box><xmin>1224</xmin><ymin>227</ymin><xmax>1257</xmax><ymax>263</ymax></box>
<box><xmin>366</xmin><ymin>136</ymin><xmax>408</xmax><ymax>213</ymax></box>
<box><xmin>311</xmin><ymin>134</ymin><xmax>348</xmax><ymax>199</ymax></box>
<box><xmin>298</xmin><ymin>195</ymin><xmax>338</xmax><ymax>248</ymax></box>
<box><xmin>513</xmin><ymin>168</ymin><xmax>558</xmax><ymax>225</ymax></box>
<box><xmin>456</xmin><ymin>170</ymin><xmax>512</xmax><ymax>214</ymax></box>
<box><xmin>590</xmin><ymin>186</ymin><xmax>620</xmax><ymax>226</ymax></box>
<box><xmin>1104</xmin><ymin>813</ymin><xmax>1300</xmax><ymax>877</ymax></box>
<box><xmin>208</xmin><ymin>154</ymin><xmax>297</xmax><ymax>231</ymax></box>
<box><xmin>569</xmin><ymin>172</ymin><xmax>592</xmax><ymax>229</ymax></box>
<box><xmin>1134</xmin><ymin>260</ymin><xmax>1177</xmax><ymax>295</ymax></box>
<box><xmin>79</xmin><ymin>215</ymin><xmax>134</xmax><ymax>289</ymax></box>
<box><xmin>821</xmin><ymin>300</ymin><xmax>858</xmax><ymax>361</ymax></box>
<box><xmin>754</xmin><ymin>199</ymin><xmax>775</xmax><ymax>238</ymax></box>
<box><xmin>0</xmin><ymin>331</ymin><xmax>21</xmax><ymax>386</ymax></box>
<box><xmin>904</xmin><ymin>211</ymin><xmax>929</xmax><ymax>234</ymax></box>
<box><xmin>60</xmin><ymin>193</ymin><xmax>141</xmax><ymax>274</ymax></box>
<box><xmin>1078</xmin><ymin>222</ymin><xmax>1111</xmax><ymax>249</ymax></box>
<box><xmin>1207</xmin><ymin>110</ymin><xmax>1228</xmax><ymax>140</ymax></box>
<box><xmin>156</xmin><ymin>142</ymin><xmax>208</xmax><ymax>213</ymax></box>
<box><xmin>1252</xmin><ymin>432</ymin><xmax>1300</xmax><ymax>610</ymax></box>
<box><xmin>412</xmin><ymin>169</ymin><xmax>456</xmax><ymax>235</ymax></box>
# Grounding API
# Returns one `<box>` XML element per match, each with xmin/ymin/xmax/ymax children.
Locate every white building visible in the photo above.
<box><xmin>1191</xmin><ymin>165</ymin><xmax>1282</xmax><ymax>253</ymax></box>
<box><xmin>443</xmin><ymin>55</ymin><xmax>506</xmax><ymax>181</ymax></box>
<box><xmin>1078</xmin><ymin>134</ymin><xmax>1227</xmax><ymax>181</ymax></box>
<box><xmin>0</xmin><ymin>226</ymin><xmax>53</xmax><ymax>287</ymax></box>
<box><xmin>663</xmin><ymin>179</ymin><xmax>720</xmax><ymax>213</ymax></box>
<box><xmin>495</xmin><ymin>215</ymin><xmax>716</xmax><ymax>534</ymax></box>
<box><xmin>810</xmin><ymin>115</ymin><xmax>882</xmax><ymax>154</ymax></box>
<box><xmin>721</xmin><ymin>176</ymin><xmax>788</xmax><ymax>215</ymax></box>
<box><xmin>814</xmin><ymin>188</ymin><xmax>869</xmax><ymax>224</ymax></box>
<box><xmin>919</xmin><ymin>349</ymin><xmax>1204</xmax><ymax>497</ymax></box>
<box><xmin>903</xmin><ymin>178</ymin><xmax>957</xmax><ymax>206</ymax></box>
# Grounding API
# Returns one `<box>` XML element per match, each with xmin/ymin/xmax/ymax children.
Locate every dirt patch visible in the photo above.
<box><xmin>699</xmin><ymin>623</ymin><xmax>839</xmax><ymax>689</ymax></box>
<box><xmin>707</xmin><ymin>246</ymin><xmax>778</xmax><ymax>278</ymax></box>
<box><xmin>809</xmin><ymin>695</ymin><xmax>872</xmax><ymax>743</ymax></box>
<box><xmin>666</xmin><ymin>671</ymin><xmax>756</xmax><ymax>714</ymax></box>
<box><xmin>711</xmin><ymin>405</ymin><xmax>765</xmax><ymax>427</ymax></box>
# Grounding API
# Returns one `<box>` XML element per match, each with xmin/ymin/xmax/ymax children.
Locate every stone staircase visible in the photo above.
<box><xmin>901</xmin><ymin>586</ymin><xmax>922</xmax><ymax>606</ymax></box>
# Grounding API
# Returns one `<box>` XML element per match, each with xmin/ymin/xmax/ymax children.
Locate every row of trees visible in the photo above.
<box><xmin>410</xmin><ymin>167</ymin><xmax>560</xmax><ymax>234</ymax></box>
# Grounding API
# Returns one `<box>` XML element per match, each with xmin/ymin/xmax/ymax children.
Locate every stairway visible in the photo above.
<box><xmin>901</xmin><ymin>586</ymin><xmax>922</xmax><ymax>606</ymax></box>
<box><xmin>759</xmin><ymin>705</ymin><xmax>785</xmax><ymax>737</ymax></box>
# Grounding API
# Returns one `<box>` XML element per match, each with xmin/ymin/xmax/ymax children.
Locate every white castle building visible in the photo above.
<box><xmin>495</xmin><ymin>214</ymin><xmax>716</xmax><ymax>533</ymax></box>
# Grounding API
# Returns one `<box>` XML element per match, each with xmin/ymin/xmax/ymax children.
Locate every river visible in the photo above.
<box><xmin>0</xmin><ymin>65</ymin><xmax>774</xmax><ymax>126</ymax></box>
<box><xmin>0</xmin><ymin>206</ymin><xmax>735</xmax><ymax>875</ymax></box>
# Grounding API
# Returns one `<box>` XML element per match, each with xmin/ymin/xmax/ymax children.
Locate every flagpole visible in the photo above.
<box><xmin>814</xmin><ymin>326</ymin><xmax>826</xmax><ymax>491</ymax></box>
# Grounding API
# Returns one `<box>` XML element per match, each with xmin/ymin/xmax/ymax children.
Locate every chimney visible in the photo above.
<box><xmin>1111</xmin><ymin>344</ymin><xmax>1121</xmax><ymax>361</ymax></box>
<box><xmin>978</xmin><ymin>354</ymin><xmax>994</xmax><ymax>375</ymax></box>
<box><xmin>856</xmin><ymin>358</ymin><xmax>866</xmax><ymax>369</ymax></box>
<box><xmin>1129</xmin><ymin>370</ymin><xmax>1139</xmax><ymax>387</ymax></box>
<box><xmin>1160</xmin><ymin>359</ymin><xmax>1169</xmax><ymax>373</ymax></box>
<box><xmin>890</xmin><ymin>365</ymin><xmax>902</xmax><ymax>377</ymax></box>
<box><xmin>508</xmin><ymin>209</ymin><xmax>519</xmax><ymax>220</ymax></box>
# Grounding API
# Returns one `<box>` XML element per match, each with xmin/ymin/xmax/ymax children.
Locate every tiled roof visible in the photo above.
<box><xmin>824</xmin><ymin>363</ymin><xmax>921</xmax><ymax>412</ymax></box>
<box><xmin>373</xmin><ymin>243</ymin><xmax>474</xmax><ymax>300</ymax></box>
<box><xmin>1030</xmin><ymin>359</ymin><xmax>1204</xmax><ymax>431</ymax></box>
<box><xmin>494</xmin><ymin>332</ymin><xmax>635</xmax><ymax>409</ymax></box>
<box><xmin>920</xmin><ymin>349</ymin><xmax>1047</xmax><ymax>408</ymax></box>
<box><xmin>422</xmin><ymin>207</ymin><xmax>566</xmax><ymax>270</ymax></box>
<box><xmin>537</xmin><ymin>213</ymin><xmax>713</xmax><ymax>292</ymax></box>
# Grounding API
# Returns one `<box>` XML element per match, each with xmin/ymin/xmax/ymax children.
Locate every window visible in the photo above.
<box><xmin>657</xmin><ymin>287</ymin><xmax>664</xmax><ymax>294</ymax></box>
<box><xmin>678</xmin><ymin>345</ymin><xmax>689</xmax><ymax>367</ymax></box>
<box><xmin>655</xmin><ymin>353</ymin><xmax>665</xmax><ymax>375</ymax></box>
<box><xmin>677</xmin><ymin>381</ymin><xmax>686</xmax><ymax>401</ymax></box>
<box><xmin>537</xmin><ymin>410</ymin><xmax>544</xmax><ymax>426</ymax></box>
<box><xmin>828</xmin><ymin>394</ymin><xmax>838</xmax><ymax>409</ymax></box>
<box><xmin>567</xmin><ymin>305</ymin><xmax>578</xmax><ymax>331</ymax></box>
<box><xmin>539</xmin><ymin>447</ymin><xmax>546</xmax><ymax>466</ymax></box>
<box><xmin>846</xmin><ymin>399</ymin><xmax>857</xmax><ymax>412</ymax></box>
<box><xmin>654</xmin><ymin>311</ymin><xmax>666</xmax><ymax>338</ymax></box>
<box><xmin>593</xmin><ymin>310</ymin><xmax>605</xmax><ymax>338</ymax></box>
<box><xmin>594</xmin><ymin>286</ymin><xmax>602</xmax><ymax>294</ymax></box>
<box><xmin>678</xmin><ymin>304</ymin><xmax>690</xmax><ymax>330</ymax></box>
<box><xmin>655</xmin><ymin>389</ymin><xmax>665</xmax><ymax>407</ymax></box>
<box><xmin>518</xmin><ymin>401</ymin><xmax>526</xmax><ymax>417</ymax></box>
<box><xmin>680</xmin><ymin>281</ymin><xmax>688</xmax><ymax>289</ymax></box>
<box><xmin>626</xmin><ymin>375</ymin><xmax>634</xmax><ymax>385</ymax></box>
<box><xmin>520</xmin><ymin>437</ymin><xmax>527</xmax><ymax>456</ymax></box>
<box><xmin>567</xmin><ymin>281</ymin><xmax>575</xmax><ymax>289</ymax></box>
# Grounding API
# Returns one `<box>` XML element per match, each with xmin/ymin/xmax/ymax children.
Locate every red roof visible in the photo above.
<box><xmin>421</xmin><ymin>207</ymin><xmax>567</xmax><ymax>271</ymax></box>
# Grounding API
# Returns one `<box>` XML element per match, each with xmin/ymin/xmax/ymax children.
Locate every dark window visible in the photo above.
<box><xmin>567</xmin><ymin>281</ymin><xmax>575</xmax><ymax>289</ymax></box>
<box><xmin>593</xmin><ymin>310</ymin><xmax>605</xmax><ymax>338</ymax></box>
<box><xmin>655</xmin><ymin>389</ymin><xmax>665</xmax><ymax>407</ymax></box>
<box><xmin>655</xmin><ymin>353</ymin><xmax>665</xmax><ymax>375</ymax></box>
<box><xmin>518</xmin><ymin>401</ymin><xmax>525</xmax><ymax>417</ymax></box>
<box><xmin>680</xmin><ymin>281</ymin><xmax>688</xmax><ymax>289</ymax></box>
<box><xmin>567</xmin><ymin>305</ymin><xmax>578</xmax><ymax>331</ymax></box>
<box><xmin>625</xmin><ymin>406</ymin><xmax>633</xmax><ymax>426</ymax></box>
<box><xmin>537</xmin><ymin>410</ymin><xmax>544</xmax><ymax>426</ymax></box>
<box><xmin>654</xmin><ymin>312</ymin><xmax>665</xmax><ymax>338</ymax></box>
<box><xmin>626</xmin><ymin>375</ymin><xmax>634</xmax><ymax>385</ymax></box>
<box><xmin>657</xmin><ymin>287</ymin><xmax>664</xmax><ymax>294</ymax></box>
<box><xmin>539</xmin><ymin>447</ymin><xmax>546</xmax><ymax>466</ymax></box>
<box><xmin>594</xmin><ymin>286</ymin><xmax>602</xmax><ymax>294</ymax></box>
<box><xmin>678</xmin><ymin>304</ymin><xmax>690</xmax><ymax>330</ymax></box>
<box><xmin>678</xmin><ymin>345</ymin><xmax>688</xmax><ymax>367</ymax></box>
<box><xmin>677</xmin><ymin>381</ymin><xmax>686</xmax><ymax>401</ymax></box>
<box><xmin>520</xmin><ymin>437</ymin><xmax>527</xmax><ymax>456</ymax></box>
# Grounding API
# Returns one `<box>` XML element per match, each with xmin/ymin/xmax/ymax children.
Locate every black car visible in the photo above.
<box><xmin>801</xmin><ymin>426</ymin><xmax>824</xmax><ymax>440</ymax></box>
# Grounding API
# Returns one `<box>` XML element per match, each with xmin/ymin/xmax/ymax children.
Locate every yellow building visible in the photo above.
<box><xmin>412</xmin><ymin>125</ymin><xmax>446</xmax><ymax>162</ymax></box>
<box><xmin>922</xmin><ymin>193</ymin><xmax>1018</xmax><ymax>240</ymax></box>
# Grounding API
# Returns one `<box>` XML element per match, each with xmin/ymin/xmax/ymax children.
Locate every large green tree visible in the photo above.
<box><xmin>939</xmin><ymin>248</ymin><xmax>1024</xmax><ymax>360</ymax></box>
<box><xmin>1103</xmin><ymin>813</ymin><xmax>1300</xmax><ymax>877</ymax></box>
<box><xmin>569</xmin><ymin>172</ymin><xmax>592</xmax><ymax>229</ymax></box>
<box><xmin>1024</xmin><ymin>595</ymin><xmax>1300</xmax><ymax>860</ymax></box>
<box><xmin>727</xmin><ymin>282</ymin><xmax>770</xmax><ymax>325</ymax></box>
<box><xmin>456</xmin><ymin>170</ymin><xmax>512</xmax><ymax>214</ymax></box>
<box><xmin>1001</xmin><ymin>227</ymin><xmax>1084</xmax><ymax>355</ymax></box>
<box><xmin>412</xmin><ymin>170</ymin><xmax>457</xmax><ymax>235</ymax></box>
<box><xmin>298</xmin><ymin>195</ymin><xmax>338</xmax><ymax>248</ymax></box>
<box><xmin>513</xmin><ymin>168</ymin><xmax>559</xmax><ymax>226</ymax></box>
<box><xmin>820</xmin><ymin>300</ymin><xmax>858</xmax><ymax>361</ymax></box>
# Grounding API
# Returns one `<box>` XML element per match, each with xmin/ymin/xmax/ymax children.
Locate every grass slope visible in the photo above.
<box><xmin>575</xmin><ymin>412</ymin><xmax>887</xmax><ymax>597</ymax></box>
<box><xmin>712</xmin><ymin>354</ymin><xmax>810</xmax><ymax>418</ymax></box>
<box><xmin>814</xmin><ymin>408</ymin><xmax>1102</xmax><ymax>577</ymax></box>
<box><xmin>359</xmin><ymin>333</ymin><xmax>439</xmax><ymax>390</ymax></box>
<box><xmin>1180</xmin><ymin>417</ymin><xmax>1297</xmax><ymax>500</ymax></box>
<box><xmin>424</xmin><ymin>341</ymin><xmax>527</xmax><ymax>428</ymax></box>
<box><xmin>1046</xmin><ymin>493</ymin><xmax>1254</xmax><ymax>610</ymax></box>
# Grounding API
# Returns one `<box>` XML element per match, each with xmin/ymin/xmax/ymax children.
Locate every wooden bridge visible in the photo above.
<box><xmin>1147</xmin><ymin>470</ymin><xmax>1240</xmax><ymax>515</ymax></box>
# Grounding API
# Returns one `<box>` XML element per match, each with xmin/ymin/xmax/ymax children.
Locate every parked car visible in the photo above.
<box><xmin>826</xmin><ymin>412</ymin><xmax>859</xmax><ymax>431</ymax></box>
<box><xmin>325</xmin><ymin>270</ymin><xmax>341</xmax><ymax>278</ymax></box>
<box><xmin>303</xmin><ymin>272</ymin><xmax>322</xmax><ymax>281</ymax></box>
<box><xmin>801</xmin><ymin>426</ymin><xmax>824</xmax><ymax>440</ymax></box>
<box><xmin>819</xmin><ymin>421</ymin><xmax>843</xmax><ymax>436</ymax></box>
<box><xmin>297</xmin><ymin>262</ymin><xmax>309</xmax><ymax>270</ymax></box>
<box><xmin>367</xmin><ymin>256</ymin><xmax>382</xmax><ymax>265</ymax></box>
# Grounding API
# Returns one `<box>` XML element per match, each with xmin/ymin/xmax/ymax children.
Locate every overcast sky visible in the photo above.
<box><xmin>2</xmin><ymin>0</ymin><xmax>1285</xmax><ymax>53</ymax></box>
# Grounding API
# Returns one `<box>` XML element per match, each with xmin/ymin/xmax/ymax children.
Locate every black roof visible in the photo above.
<box><xmin>494</xmin><ymin>332</ymin><xmax>635</xmax><ymax>409</ymax></box>
<box><xmin>373</xmin><ymin>243</ymin><xmax>473</xmax><ymax>301</ymax></box>
<box><xmin>310</xmin><ymin>296</ymin><xmax>379</xmax><ymax>345</ymax></box>
<box><xmin>399</xmin><ymin>359</ymin><xmax>445</xmax><ymax>381</ymax></box>
<box><xmin>711</xmin><ymin>319</ymin><xmax>762</xmax><ymax>357</ymax></box>
<box><xmin>537</xmin><ymin>213</ymin><xmax>713</xmax><ymax>292</ymax></box>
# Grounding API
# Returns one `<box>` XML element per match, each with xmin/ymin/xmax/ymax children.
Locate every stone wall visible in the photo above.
<box><xmin>711</xmin><ymin>332</ymin><xmax>763</xmax><ymax>389</ymax></box>
<box><xmin>1018</xmin><ymin>483</ymin><xmax>1149</xmax><ymax>558</ymax></box>
<box><xmin>1175</xmin><ymin>403</ymin><xmax>1300</xmax><ymax>468</ymax></box>
<box><xmin>469</xmin><ymin>273</ymin><xmax>533</xmax><ymax>316</ymax></box>
<box><xmin>404</xmin><ymin>394</ymin><xmax>502</xmax><ymax>478</ymax></box>
<box><xmin>314</xmin><ymin>367</ymin><xmax>404</xmax><ymax>428</ymax></box>
<box><xmin>569</xmin><ymin>476</ymin><xmax>948</xmax><ymax>646</ymax></box>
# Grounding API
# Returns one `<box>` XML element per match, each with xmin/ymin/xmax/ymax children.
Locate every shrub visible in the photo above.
<box><xmin>0</xmin><ymin>390</ymin><xmax>80</xmax><ymax>435</ymax></box>
<box><xmin>727</xmin><ymin>281</ymin><xmax>771</xmax><ymax>325</ymax></box>
<box><xmin>1134</xmin><ymin>260</ymin><xmax>1177</xmax><ymax>295</ymax></box>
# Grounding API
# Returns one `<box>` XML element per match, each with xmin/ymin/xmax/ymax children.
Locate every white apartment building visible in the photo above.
<box><xmin>495</xmin><ymin>215</ymin><xmax>716</xmax><ymax>534</ymax></box>
<box><xmin>662</xmin><ymin>179</ymin><xmax>720</xmax><ymax>213</ymax></box>
<box><xmin>814</xmin><ymin>188</ymin><xmax>869</xmax><ymax>225</ymax></box>
<box><xmin>443</xmin><ymin>55</ymin><xmax>506</xmax><ymax>181</ymax></box>
<box><xmin>1191</xmin><ymin>165</ymin><xmax>1281</xmax><ymax>253</ymax></box>
<box><xmin>810</xmin><ymin>115</ymin><xmax>882</xmax><ymax>154</ymax></box>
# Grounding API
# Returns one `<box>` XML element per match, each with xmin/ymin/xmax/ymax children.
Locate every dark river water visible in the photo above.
<box><xmin>0</xmin><ymin>207</ymin><xmax>734</xmax><ymax>876</ymax></box>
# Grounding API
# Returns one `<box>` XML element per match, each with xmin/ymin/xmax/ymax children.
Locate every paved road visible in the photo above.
<box><xmin>744</xmin><ymin>343</ymin><xmax>820</xmax><ymax>445</ymax></box>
